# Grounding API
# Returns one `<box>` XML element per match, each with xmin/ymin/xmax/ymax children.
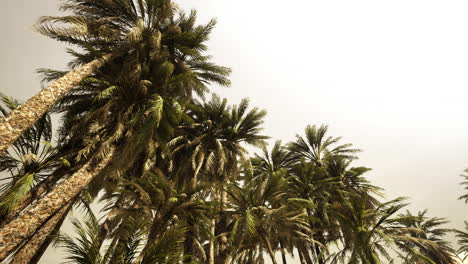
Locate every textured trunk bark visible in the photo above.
<box><xmin>0</xmin><ymin>147</ymin><xmax>115</xmax><ymax>262</ymax></box>
<box><xmin>26</xmin><ymin>200</ymin><xmax>71</xmax><ymax>264</ymax></box>
<box><xmin>208</xmin><ymin>218</ymin><xmax>215</xmax><ymax>264</ymax></box>
<box><xmin>9</xmin><ymin>201</ymin><xmax>73</xmax><ymax>264</ymax></box>
<box><xmin>0</xmin><ymin>54</ymin><xmax>112</xmax><ymax>154</ymax></box>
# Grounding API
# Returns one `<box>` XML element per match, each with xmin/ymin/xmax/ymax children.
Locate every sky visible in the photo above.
<box><xmin>1</xmin><ymin>0</ymin><xmax>468</xmax><ymax>263</ymax></box>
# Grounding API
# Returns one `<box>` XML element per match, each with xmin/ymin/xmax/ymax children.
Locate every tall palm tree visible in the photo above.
<box><xmin>0</xmin><ymin>146</ymin><xmax>115</xmax><ymax>261</ymax></box>
<box><xmin>107</xmin><ymin>163</ymin><xmax>211</xmax><ymax>264</ymax></box>
<box><xmin>169</xmin><ymin>95</ymin><xmax>267</xmax><ymax>188</ymax></box>
<box><xmin>250</xmin><ymin>140</ymin><xmax>298</xmax><ymax>264</ymax></box>
<box><xmin>0</xmin><ymin>95</ymin><xmax>83</xmax><ymax>263</ymax></box>
<box><xmin>286</xmin><ymin>125</ymin><xmax>360</xmax><ymax>264</ymax></box>
<box><xmin>0</xmin><ymin>2</ymin><xmax>230</xmax><ymax>261</ymax></box>
<box><xmin>287</xmin><ymin>161</ymin><xmax>338</xmax><ymax>263</ymax></box>
<box><xmin>168</xmin><ymin>95</ymin><xmax>268</xmax><ymax>263</ymax></box>
<box><xmin>0</xmin><ymin>95</ymin><xmax>66</xmax><ymax>225</ymax></box>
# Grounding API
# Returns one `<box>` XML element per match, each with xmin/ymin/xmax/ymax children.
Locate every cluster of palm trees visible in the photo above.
<box><xmin>0</xmin><ymin>0</ymin><xmax>467</xmax><ymax>263</ymax></box>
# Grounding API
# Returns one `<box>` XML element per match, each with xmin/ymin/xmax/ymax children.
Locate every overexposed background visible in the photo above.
<box><xmin>1</xmin><ymin>0</ymin><xmax>468</xmax><ymax>263</ymax></box>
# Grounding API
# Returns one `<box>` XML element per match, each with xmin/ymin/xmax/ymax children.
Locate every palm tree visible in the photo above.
<box><xmin>250</xmin><ymin>140</ymin><xmax>298</xmax><ymax>264</ymax></box>
<box><xmin>0</xmin><ymin>95</ymin><xmax>66</xmax><ymax>225</ymax></box>
<box><xmin>286</xmin><ymin>125</ymin><xmax>365</xmax><ymax>264</ymax></box>
<box><xmin>454</xmin><ymin>169</ymin><xmax>468</xmax><ymax>262</ymax></box>
<box><xmin>288</xmin><ymin>124</ymin><xmax>360</xmax><ymax>167</ymax></box>
<box><xmin>287</xmin><ymin>161</ymin><xmax>338</xmax><ymax>263</ymax></box>
<box><xmin>0</xmin><ymin>0</ymin><xmax>233</xmax><ymax>154</ymax></box>
<box><xmin>169</xmin><ymin>95</ymin><xmax>267</xmax><ymax>187</ymax></box>
<box><xmin>112</xmin><ymin>164</ymin><xmax>211</xmax><ymax>264</ymax></box>
<box><xmin>331</xmin><ymin>197</ymin><xmax>409</xmax><ymax>264</ymax></box>
<box><xmin>454</xmin><ymin>221</ymin><xmax>468</xmax><ymax>262</ymax></box>
<box><xmin>458</xmin><ymin>169</ymin><xmax>468</xmax><ymax>203</ymax></box>
<box><xmin>251</xmin><ymin>140</ymin><xmax>296</xmax><ymax>177</ymax></box>
<box><xmin>57</xmin><ymin>207</ymin><xmax>186</xmax><ymax>264</ymax></box>
<box><xmin>393</xmin><ymin>210</ymin><xmax>457</xmax><ymax>264</ymax></box>
<box><xmin>0</xmin><ymin>95</ymin><xmax>80</xmax><ymax>263</ymax></box>
<box><xmin>0</xmin><ymin>1</ymin><xmax>230</xmax><ymax>260</ymax></box>
<box><xmin>168</xmin><ymin>95</ymin><xmax>268</xmax><ymax>263</ymax></box>
<box><xmin>0</xmin><ymin>146</ymin><xmax>115</xmax><ymax>261</ymax></box>
<box><xmin>227</xmin><ymin>170</ymin><xmax>313</xmax><ymax>264</ymax></box>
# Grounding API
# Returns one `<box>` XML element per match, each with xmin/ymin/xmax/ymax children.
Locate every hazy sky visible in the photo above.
<box><xmin>2</xmin><ymin>0</ymin><xmax>468</xmax><ymax>263</ymax></box>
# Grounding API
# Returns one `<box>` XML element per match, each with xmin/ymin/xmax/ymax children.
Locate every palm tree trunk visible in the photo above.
<box><xmin>0</xmin><ymin>54</ymin><xmax>112</xmax><ymax>154</ymax></box>
<box><xmin>209</xmin><ymin>218</ymin><xmax>216</xmax><ymax>264</ymax></box>
<box><xmin>9</xmin><ymin>200</ymin><xmax>73</xmax><ymax>264</ymax></box>
<box><xmin>27</xmin><ymin>202</ymin><xmax>71</xmax><ymax>264</ymax></box>
<box><xmin>0</xmin><ymin>147</ymin><xmax>115</xmax><ymax>262</ymax></box>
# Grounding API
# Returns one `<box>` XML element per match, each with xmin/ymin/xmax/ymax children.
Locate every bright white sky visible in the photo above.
<box><xmin>2</xmin><ymin>0</ymin><xmax>468</xmax><ymax>263</ymax></box>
